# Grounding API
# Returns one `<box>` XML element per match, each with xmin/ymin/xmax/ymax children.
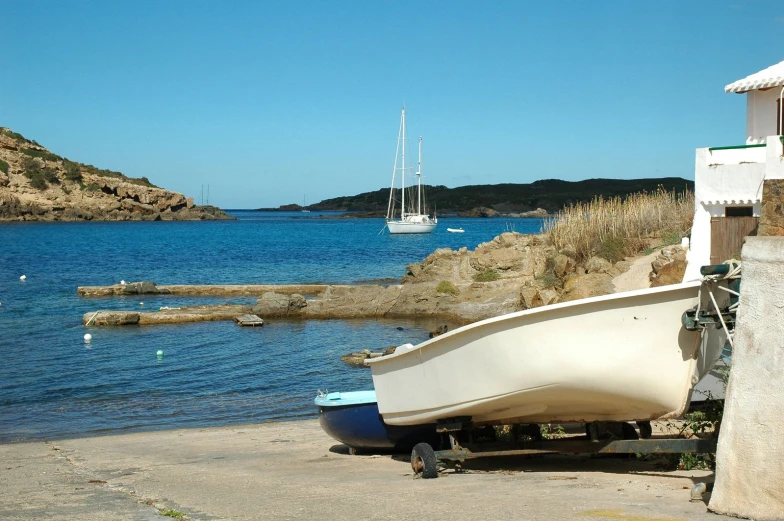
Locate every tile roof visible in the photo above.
<box><xmin>725</xmin><ymin>60</ymin><xmax>784</xmax><ymax>93</ymax></box>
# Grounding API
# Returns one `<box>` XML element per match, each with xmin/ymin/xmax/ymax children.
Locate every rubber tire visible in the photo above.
<box><xmin>636</xmin><ymin>421</ymin><xmax>653</xmax><ymax>439</ymax></box>
<box><xmin>411</xmin><ymin>443</ymin><xmax>438</xmax><ymax>479</ymax></box>
<box><xmin>621</xmin><ymin>422</ymin><xmax>639</xmax><ymax>440</ymax></box>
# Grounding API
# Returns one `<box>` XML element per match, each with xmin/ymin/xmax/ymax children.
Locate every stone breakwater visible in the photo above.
<box><xmin>79</xmin><ymin>233</ymin><xmax>689</xmax><ymax>326</ymax></box>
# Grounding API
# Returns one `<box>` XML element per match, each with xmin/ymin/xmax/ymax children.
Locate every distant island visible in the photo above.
<box><xmin>0</xmin><ymin>127</ymin><xmax>233</xmax><ymax>221</ymax></box>
<box><xmin>260</xmin><ymin>177</ymin><xmax>694</xmax><ymax>217</ymax></box>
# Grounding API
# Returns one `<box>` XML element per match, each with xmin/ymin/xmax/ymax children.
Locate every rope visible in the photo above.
<box><xmin>85</xmin><ymin>311</ymin><xmax>100</xmax><ymax>326</ymax></box>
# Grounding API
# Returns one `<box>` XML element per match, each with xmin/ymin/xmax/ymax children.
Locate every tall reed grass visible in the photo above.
<box><xmin>545</xmin><ymin>188</ymin><xmax>694</xmax><ymax>263</ymax></box>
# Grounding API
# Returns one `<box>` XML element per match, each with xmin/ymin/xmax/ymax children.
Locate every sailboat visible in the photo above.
<box><xmin>386</xmin><ymin>108</ymin><xmax>437</xmax><ymax>234</ymax></box>
<box><xmin>301</xmin><ymin>194</ymin><xmax>310</xmax><ymax>213</ymax></box>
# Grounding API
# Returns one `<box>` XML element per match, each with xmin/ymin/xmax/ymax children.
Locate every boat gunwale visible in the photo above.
<box><xmin>366</xmin><ymin>280</ymin><xmax>703</xmax><ymax>365</ymax></box>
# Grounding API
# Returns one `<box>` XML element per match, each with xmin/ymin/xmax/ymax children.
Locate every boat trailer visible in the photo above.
<box><xmin>410</xmin><ymin>418</ymin><xmax>717</xmax><ymax>483</ymax></box>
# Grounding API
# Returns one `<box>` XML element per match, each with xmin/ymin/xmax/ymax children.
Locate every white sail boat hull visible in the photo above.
<box><xmin>369</xmin><ymin>282</ymin><xmax>716</xmax><ymax>426</ymax></box>
<box><xmin>387</xmin><ymin>218</ymin><xmax>437</xmax><ymax>234</ymax></box>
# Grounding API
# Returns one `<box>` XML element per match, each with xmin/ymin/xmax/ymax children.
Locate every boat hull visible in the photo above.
<box><xmin>369</xmin><ymin>282</ymin><xmax>709</xmax><ymax>426</ymax></box>
<box><xmin>387</xmin><ymin>220</ymin><xmax>437</xmax><ymax>234</ymax></box>
<box><xmin>315</xmin><ymin>391</ymin><xmax>438</xmax><ymax>450</ymax></box>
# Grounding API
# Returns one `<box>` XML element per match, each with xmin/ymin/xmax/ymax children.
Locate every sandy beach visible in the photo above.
<box><xmin>0</xmin><ymin>419</ymin><xmax>718</xmax><ymax>521</ymax></box>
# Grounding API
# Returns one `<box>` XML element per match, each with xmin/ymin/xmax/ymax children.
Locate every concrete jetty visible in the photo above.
<box><xmin>77</xmin><ymin>281</ymin><xmax>331</xmax><ymax>297</ymax></box>
<box><xmin>83</xmin><ymin>305</ymin><xmax>254</xmax><ymax>326</ymax></box>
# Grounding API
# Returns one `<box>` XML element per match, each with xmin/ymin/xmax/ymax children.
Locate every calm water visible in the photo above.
<box><xmin>0</xmin><ymin>212</ymin><xmax>543</xmax><ymax>442</ymax></box>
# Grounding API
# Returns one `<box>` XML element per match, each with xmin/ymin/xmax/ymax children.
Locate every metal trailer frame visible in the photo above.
<box><xmin>410</xmin><ymin>418</ymin><xmax>718</xmax><ymax>487</ymax></box>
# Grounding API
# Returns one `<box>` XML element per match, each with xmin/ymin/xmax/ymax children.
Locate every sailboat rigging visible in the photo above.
<box><xmin>385</xmin><ymin>107</ymin><xmax>437</xmax><ymax>234</ymax></box>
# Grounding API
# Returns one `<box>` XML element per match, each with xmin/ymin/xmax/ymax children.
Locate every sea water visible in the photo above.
<box><xmin>0</xmin><ymin>212</ymin><xmax>544</xmax><ymax>442</ymax></box>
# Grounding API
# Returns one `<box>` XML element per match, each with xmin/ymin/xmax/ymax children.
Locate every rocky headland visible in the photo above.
<box><xmin>80</xmin><ymin>232</ymin><xmax>687</xmax><ymax>326</ymax></box>
<box><xmin>0</xmin><ymin>127</ymin><xmax>232</xmax><ymax>221</ymax></box>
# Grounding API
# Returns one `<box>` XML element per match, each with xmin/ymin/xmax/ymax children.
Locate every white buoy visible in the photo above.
<box><xmin>139</xmin><ymin>302</ymin><xmax>144</xmax><ymax>306</ymax></box>
<box><xmin>156</xmin><ymin>350</ymin><xmax>164</xmax><ymax>357</ymax></box>
<box><xmin>20</xmin><ymin>275</ymin><xmax>26</xmax><ymax>281</ymax></box>
<box><xmin>84</xmin><ymin>333</ymin><xmax>92</xmax><ymax>342</ymax></box>
<box><xmin>120</xmin><ymin>280</ymin><xmax>127</xmax><ymax>285</ymax></box>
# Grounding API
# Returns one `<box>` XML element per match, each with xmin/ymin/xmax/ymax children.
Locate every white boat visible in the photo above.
<box><xmin>368</xmin><ymin>281</ymin><xmax>728</xmax><ymax>426</ymax></box>
<box><xmin>386</xmin><ymin>108</ymin><xmax>437</xmax><ymax>234</ymax></box>
<box><xmin>447</xmin><ymin>227</ymin><xmax>464</xmax><ymax>233</ymax></box>
<box><xmin>301</xmin><ymin>194</ymin><xmax>310</xmax><ymax>213</ymax></box>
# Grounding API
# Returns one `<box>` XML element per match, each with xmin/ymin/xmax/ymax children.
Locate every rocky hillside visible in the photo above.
<box><xmin>0</xmin><ymin>128</ymin><xmax>232</xmax><ymax>221</ymax></box>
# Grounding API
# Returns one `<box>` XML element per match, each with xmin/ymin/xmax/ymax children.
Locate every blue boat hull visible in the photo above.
<box><xmin>317</xmin><ymin>400</ymin><xmax>438</xmax><ymax>451</ymax></box>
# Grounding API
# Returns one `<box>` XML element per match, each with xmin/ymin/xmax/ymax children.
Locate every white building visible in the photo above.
<box><xmin>684</xmin><ymin>59</ymin><xmax>784</xmax><ymax>281</ymax></box>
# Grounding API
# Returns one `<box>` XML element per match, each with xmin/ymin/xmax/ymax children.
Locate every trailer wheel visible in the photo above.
<box><xmin>636</xmin><ymin>421</ymin><xmax>652</xmax><ymax>439</ymax></box>
<box><xmin>622</xmin><ymin>422</ymin><xmax>640</xmax><ymax>440</ymax></box>
<box><xmin>411</xmin><ymin>443</ymin><xmax>438</xmax><ymax>479</ymax></box>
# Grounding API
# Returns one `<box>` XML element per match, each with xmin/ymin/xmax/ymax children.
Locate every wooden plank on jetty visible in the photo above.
<box><xmin>234</xmin><ymin>314</ymin><xmax>265</xmax><ymax>327</ymax></box>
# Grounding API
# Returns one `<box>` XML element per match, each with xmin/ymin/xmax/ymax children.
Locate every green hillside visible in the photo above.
<box><xmin>308</xmin><ymin>177</ymin><xmax>694</xmax><ymax>214</ymax></box>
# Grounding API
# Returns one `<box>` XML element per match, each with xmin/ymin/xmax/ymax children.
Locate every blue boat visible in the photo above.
<box><xmin>315</xmin><ymin>390</ymin><xmax>438</xmax><ymax>453</ymax></box>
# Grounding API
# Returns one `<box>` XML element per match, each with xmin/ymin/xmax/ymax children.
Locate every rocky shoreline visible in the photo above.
<box><xmin>79</xmin><ymin>233</ymin><xmax>688</xmax><ymax>327</ymax></box>
<box><xmin>0</xmin><ymin>128</ymin><xmax>233</xmax><ymax>221</ymax></box>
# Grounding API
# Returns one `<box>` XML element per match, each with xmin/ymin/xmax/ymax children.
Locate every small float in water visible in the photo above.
<box><xmin>447</xmin><ymin>227</ymin><xmax>464</xmax><ymax>233</ymax></box>
<box><xmin>315</xmin><ymin>390</ymin><xmax>438</xmax><ymax>454</ymax></box>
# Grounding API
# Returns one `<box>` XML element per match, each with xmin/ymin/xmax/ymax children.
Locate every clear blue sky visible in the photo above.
<box><xmin>2</xmin><ymin>1</ymin><xmax>783</xmax><ymax>208</ymax></box>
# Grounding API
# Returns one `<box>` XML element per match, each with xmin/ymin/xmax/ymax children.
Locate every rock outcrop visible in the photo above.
<box><xmin>0</xmin><ymin>127</ymin><xmax>233</xmax><ymax>221</ymax></box>
<box><xmin>81</xmin><ymin>232</ymin><xmax>692</xmax><ymax>327</ymax></box>
<box><xmin>649</xmin><ymin>245</ymin><xmax>688</xmax><ymax>287</ymax></box>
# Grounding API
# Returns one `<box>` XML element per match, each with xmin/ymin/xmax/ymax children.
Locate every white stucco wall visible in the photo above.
<box><xmin>683</xmin><ymin>207</ymin><xmax>711</xmax><ymax>282</ymax></box>
<box><xmin>707</xmin><ymin>145</ymin><xmax>766</xmax><ymax>165</ymax></box>
<box><xmin>693</xmin><ymin>148</ymin><xmax>766</xmax><ymax>207</ymax></box>
<box><xmin>746</xmin><ymin>89</ymin><xmax>783</xmax><ymax>144</ymax></box>
<box><xmin>708</xmin><ymin>237</ymin><xmax>784</xmax><ymax>520</ymax></box>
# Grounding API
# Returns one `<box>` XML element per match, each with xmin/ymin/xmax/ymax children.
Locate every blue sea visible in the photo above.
<box><xmin>0</xmin><ymin>212</ymin><xmax>544</xmax><ymax>442</ymax></box>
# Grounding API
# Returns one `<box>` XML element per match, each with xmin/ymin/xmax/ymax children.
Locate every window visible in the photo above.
<box><xmin>725</xmin><ymin>206</ymin><xmax>753</xmax><ymax>217</ymax></box>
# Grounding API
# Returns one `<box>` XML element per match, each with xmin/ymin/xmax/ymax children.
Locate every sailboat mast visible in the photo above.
<box><xmin>387</xmin><ymin>110</ymin><xmax>403</xmax><ymax>220</ymax></box>
<box><xmin>417</xmin><ymin>137</ymin><xmax>422</xmax><ymax>216</ymax></box>
<box><xmin>401</xmin><ymin>107</ymin><xmax>406</xmax><ymax>217</ymax></box>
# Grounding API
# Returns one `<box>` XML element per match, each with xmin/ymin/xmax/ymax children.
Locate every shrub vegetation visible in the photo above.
<box><xmin>0</xmin><ymin>158</ymin><xmax>8</xmax><ymax>174</ymax></box>
<box><xmin>473</xmin><ymin>269</ymin><xmax>500</xmax><ymax>282</ymax></box>
<box><xmin>21</xmin><ymin>157</ymin><xmax>52</xmax><ymax>190</ymax></box>
<box><xmin>436</xmin><ymin>280</ymin><xmax>459</xmax><ymax>295</ymax></box>
<box><xmin>63</xmin><ymin>161</ymin><xmax>83</xmax><ymax>183</ymax></box>
<box><xmin>545</xmin><ymin>188</ymin><xmax>694</xmax><ymax>263</ymax></box>
<box><xmin>21</xmin><ymin>147</ymin><xmax>61</xmax><ymax>163</ymax></box>
<box><xmin>1</xmin><ymin>128</ymin><xmax>33</xmax><ymax>143</ymax></box>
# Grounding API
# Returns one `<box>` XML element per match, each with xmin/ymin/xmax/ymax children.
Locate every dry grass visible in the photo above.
<box><xmin>545</xmin><ymin>188</ymin><xmax>694</xmax><ymax>263</ymax></box>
